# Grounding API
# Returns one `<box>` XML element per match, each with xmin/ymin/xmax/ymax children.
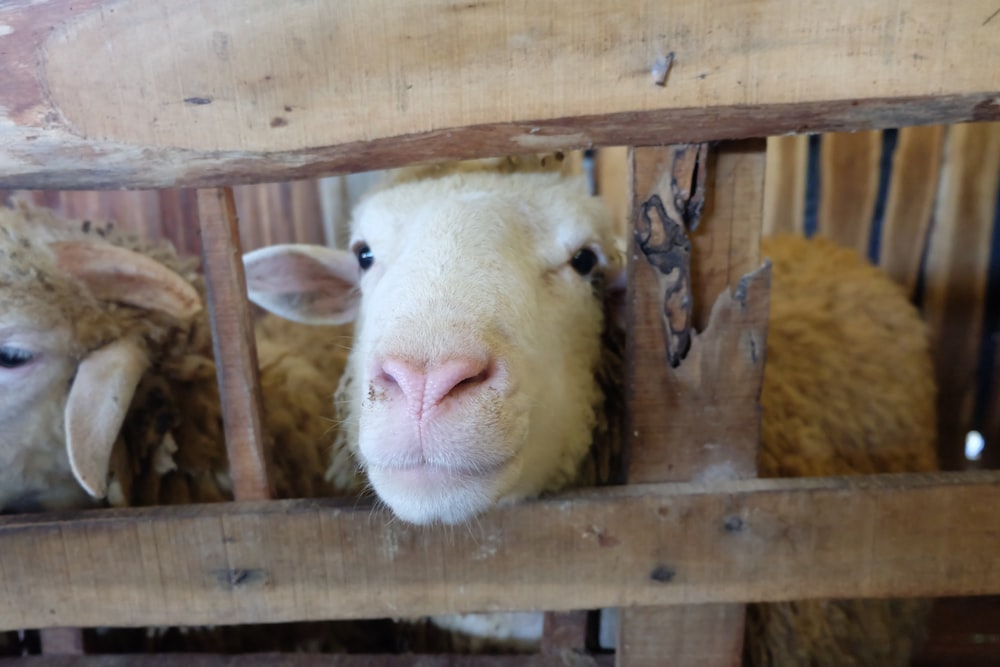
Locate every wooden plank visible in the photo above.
<box><xmin>618</xmin><ymin>604</ymin><xmax>744</xmax><ymax>666</ymax></box>
<box><xmin>594</xmin><ymin>147</ymin><xmax>630</xmax><ymax>236</ymax></box>
<box><xmin>625</xmin><ymin>143</ymin><xmax>767</xmax><ymax>482</ymax></box>
<box><xmin>762</xmin><ymin>135</ymin><xmax>809</xmax><ymax>237</ymax></box>
<box><xmin>817</xmin><ymin>130</ymin><xmax>883</xmax><ymax>255</ymax></box>
<box><xmin>879</xmin><ymin>125</ymin><xmax>946</xmax><ymax>296</ymax></box>
<box><xmin>618</xmin><ymin>143</ymin><xmax>767</xmax><ymax>666</ymax></box>
<box><xmin>0</xmin><ymin>472</ymin><xmax>998</xmax><ymax>631</ymax></box>
<box><xmin>1</xmin><ymin>1</ymin><xmax>999</xmax><ymax>188</ymax></box>
<box><xmin>922</xmin><ymin>123</ymin><xmax>1000</xmax><ymax>470</ymax></box>
<box><xmin>197</xmin><ymin>188</ymin><xmax>271</xmax><ymax>500</ymax></box>
<box><xmin>540</xmin><ymin>610</ymin><xmax>590</xmax><ymax>655</ymax></box>
<box><xmin>0</xmin><ymin>656</ymin><xmax>615</xmax><ymax>667</ymax></box>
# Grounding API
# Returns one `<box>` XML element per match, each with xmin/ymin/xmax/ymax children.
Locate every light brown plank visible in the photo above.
<box><xmin>817</xmin><ymin>131</ymin><xmax>883</xmax><ymax>255</ymax></box>
<box><xmin>1</xmin><ymin>1</ymin><xmax>999</xmax><ymax>188</ymax></box>
<box><xmin>618</xmin><ymin>143</ymin><xmax>767</xmax><ymax>666</ymax></box>
<box><xmin>762</xmin><ymin>135</ymin><xmax>809</xmax><ymax>237</ymax></box>
<box><xmin>0</xmin><ymin>656</ymin><xmax>614</xmax><ymax>667</ymax></box>
<box><xmin>0</xmin><ymin>472</ymin><xmax>998</xmax><ymax>631</ymax></box>
<box><xmin>922</xmin><ymin>123</ymin><xmax>1000</xmax><ymax>470</ymax></box>
<box><xmin>197</xmin><ymin>188</ymin><xmax>271</xmax><ymax>500</ymax></box>
<box><xmin>879</xmin><ymin>125</ymin><xmax>946</xmax><ymax>296</ymax></box>
<box><xmin>625</xmin><ymin>143</ymin><xmax>767</xmax><ymax>483</ymax></box>
<box><xmin>594</xmin><ymin>147</ymin><xmax>630</xmax><ymax>236</ymax></box>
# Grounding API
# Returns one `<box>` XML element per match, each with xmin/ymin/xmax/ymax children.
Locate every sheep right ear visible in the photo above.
<box><xmin>65</xmin><ymin>339</ymin><xmax>149</xmax><ymax>499</ymax></box>
<box><xmin>243</xmin><ymin>244</ymin><xmax>360</xmax><ymax>325</ymax></box>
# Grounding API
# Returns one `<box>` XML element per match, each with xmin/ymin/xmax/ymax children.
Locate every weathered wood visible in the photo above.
<box><xmin>36</xmin><ymin>629</ymin><xmax>82</xmax><ymax>656</ymax></box>
<box><xmin>0</xmin><ymin>472</ymin><xmax>997</xmax><ymax>632</ymax></box>
<box><xmin>233</xmin><ymin>181</ymin><xmax>327</xmax><ymax>253</ymax></box>
<box><xmin>817</xmin><ymin>131</ymin><xmax>883</xmax><ymax>255</ymax></box>
<box><xmin>625</xmin><ymin>144</ymin><xmax>767</xmax><ymax>483</ymax></box>
<box><xmin>1</xmin><ymin>1</ymin><xmax>999</xmax><ymax>188</ymax></box>
<box><xmin>594</xmin><ymin>147</ymin><xmax>630</xmax><ymax>236</ymax></box>
<box><xmin>197</xmin><ymin>188</ymin><xmax>271</xmax><ymax>500</ymax></box>
<box><xmin>0</xmin><ymin>656</ymin><xmax>614</xmax><ymax>667</ymax></box>
<box><xmin>618</xmin><ymin>143</ymin><xmax>768</xmax><ymax>666</ymax></box>
<box><xmin>922</xmin><ymin>123</ymin><xmax>1000</xmax><ymax>470</ymax></box>
<box><xmin>762</xmin><ymin>136</ymin><xmax>809</xmax><ymax>237</ymax></box>
<box><xmin>540</xmin><ymin>611</ymin><xmax>590</xmax><ymax>655</ymax></box>
<box><xmin>879</xmin><ymin>125</ymin><xmax>946</xmax><ymax>297</ymax></box>
<box><xmin>618</xmin><ymin>604</ymin><xmax>744</xmax><ymax>666</ymax></box>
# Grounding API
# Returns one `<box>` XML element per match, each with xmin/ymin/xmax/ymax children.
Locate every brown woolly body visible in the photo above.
<box><xmin>745</xmin><ymin>233</ymin><xmax>937</xmax><ymax>667</ymax></box>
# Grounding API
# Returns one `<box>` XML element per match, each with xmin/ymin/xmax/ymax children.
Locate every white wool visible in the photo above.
<box><xmin>341</xmin><ymin>171</ymin><xmax>619</xmax><ymax>524</ymax></box>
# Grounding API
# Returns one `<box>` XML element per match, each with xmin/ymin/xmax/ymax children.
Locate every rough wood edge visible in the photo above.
<box><xmin>2</xmin><ymin>95</ymin><xmax>998</xmax><ymax>190</ymax></box>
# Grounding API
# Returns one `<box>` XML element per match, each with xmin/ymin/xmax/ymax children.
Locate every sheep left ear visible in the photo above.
<box><xmin>51</xmin><ymin>240</ymin><xmax>202</xmax><ymax>320</ymax></box>
<box><xmin>65</xmin><ymin>339</ymin><xmax>149</xmax><ymax>499</ymax></box>
<box><xmin>243</xmin><ymin>244</ymin><xmax>360</xmax><ymax>325</ymax></box>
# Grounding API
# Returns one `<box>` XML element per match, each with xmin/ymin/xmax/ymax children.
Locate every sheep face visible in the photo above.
<box><xmin>0</xmin><ymin>206</ymin><xmax>202</xmax><ymax>512</ymax></box>
<box><xmin>246</xmin><ymin>170</ymin><xmax>621</xmax><ymax>524</ymax></box>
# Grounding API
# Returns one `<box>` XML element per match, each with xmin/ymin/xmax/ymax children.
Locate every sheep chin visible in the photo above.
<box><xmin>366</xmin><ymin>457</ymin><xmax>522</xmax><ymax>525</ymax></box>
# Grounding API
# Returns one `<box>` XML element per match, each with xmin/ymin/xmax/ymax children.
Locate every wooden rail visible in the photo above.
<box><xmin>1</xmin><ymin>0</ymin><xmax>999</xmax><ymax>188</ymax></box>
<box><xmin>0</xmin><ymin>471</ymin><xmax>998</xmax><ymax>632</ymax></box>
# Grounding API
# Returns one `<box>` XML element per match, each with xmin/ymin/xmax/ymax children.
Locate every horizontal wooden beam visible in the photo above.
<box><xmin>0</xmin><ymin>656</ymin><xmax>614</xmax><ymax>667</ymax></box>
<box><xmin>1</xmin><ymin>0</ymin><xmax>998</xmax><ymax>188</ymax></box>
<box><xmin>1</xmin><ymin>472</ymin><xmax>998</xmax><ymax>631</ymax></box>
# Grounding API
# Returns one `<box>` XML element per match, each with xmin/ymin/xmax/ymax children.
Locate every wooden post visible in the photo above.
<box><xmin>197</xmin><ymin>188</ymin><xmax>272</xmax><ymax>501</ymax></box>
<box><xmin>616</xmin><ymin>141</ymin><xmax>770</xmax><ymax>666</ymax></box>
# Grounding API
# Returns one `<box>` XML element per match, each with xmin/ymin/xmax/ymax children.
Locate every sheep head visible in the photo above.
<box><xmin>0</xmin><ymin>203</ymin><xmax>203</xmax><ymax>512</ymax></box>
<box><xmin>245</xmin><ymin>163</ymin><xmax>623</xmax><ymax>524</ymax></box>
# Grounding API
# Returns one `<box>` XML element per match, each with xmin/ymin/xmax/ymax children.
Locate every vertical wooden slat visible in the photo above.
<box><xmin>923</xmin><ymin>123</ymin><xmax>1000</xmax><ymax>471</ymax></box>
<box><xmin>594</xmin><ymin>147</ymin><xmax>630</xmax><ymax>237</ymax></box>
<box><xmin>197</xmin><ymin>187</ymin><xmax>272</xmax><ymax>500</ymax></box>
<box><xmin>879</xmin><ymin>126</ymin><xmax>946</xmax><ymax>296</ymax></box>
<box><xmin>817</xmin><ymin>130</ymin><xmax>882</xmax><ymax>254</ymax></box>
<box><xmin>762</xmin><ymin>135</ymin><xmax>809</xmax><ymax>237</ymax></box>
<box><xmin>541</xmin><ymin>610</ymin><xmax>590</xmax><ymax>656</ymax></box>
<box><xmin>617</xmin><ymin>142</ymin><xmax>769</xmax><ymax>667</ymax></box>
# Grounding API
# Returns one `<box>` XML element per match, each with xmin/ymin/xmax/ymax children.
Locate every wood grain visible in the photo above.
<box><xmin>817</xmin><ymin>131</ymin><xmax>883</xmax><ymax>255</ymax></box>
<box><xmin>879</xmin><ymin>125</ymin><xmax>946</xmax><ymax>296</ymax></box>
<box><xmin>1</xmin><ymin>1</ymin><xmax>999</xmax><ymax>188</ymax></box>
<box><xmin>197</xmin><ymin>188</ymin><xmax>271</xmax><ymax>500</ymax></box>
<box><xmin>762</xmin><ymin>135</ymin><xmax>809</xmax><ymax>237</ymax></box>
<box><xmin>618</xmin><ymin>143</ymin><xmax>768</xmax><ymax>666</ymax></box>
<box><xmin>0</xmin><ymin>656</ymin><xmax>614</xmax><ymax>667</ymax></box>
<box><xmin>922</xmin><ymin>123</ymin><xmax>1000</xmax><ymax>470</ymax></box>
<box><xmin>0</xmin><ymin>472</ymin><xmax>997</xmax><ymax>632</ymax></box>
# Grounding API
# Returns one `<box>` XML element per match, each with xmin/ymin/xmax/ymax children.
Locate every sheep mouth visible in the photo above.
<box><xmin>367</xmin><ymin>458</ymin><xmax>511</xmax><ymax>480</ymax></box>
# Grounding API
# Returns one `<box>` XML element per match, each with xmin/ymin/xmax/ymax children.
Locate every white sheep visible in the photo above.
<box><xmin>245</xmin><ymin>156</ymin><xmax>937</xmax><ymax>665</ymax></box>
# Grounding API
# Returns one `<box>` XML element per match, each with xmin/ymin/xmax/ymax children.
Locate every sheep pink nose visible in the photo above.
<box><xmin>377</xmin><ymin>356</ymin><xmax>494</xmax><ymax>417</ymax></box>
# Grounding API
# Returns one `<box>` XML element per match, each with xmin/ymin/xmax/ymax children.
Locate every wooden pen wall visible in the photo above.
<box><xmin>4</xmin><ymin>122</ymin><xmax>999</xmax><ymax>475</ymax></box>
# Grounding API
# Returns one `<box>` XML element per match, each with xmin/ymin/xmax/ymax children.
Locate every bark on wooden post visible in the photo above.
<box><xmin>617</xmin><ymin>141</ymin><xmax>770</xmax><ymax>666</ymax></box>
<box><xmin>197</xmin><ymin>188</ymin><xmax>272</xmax><ymax>501</ymax></box>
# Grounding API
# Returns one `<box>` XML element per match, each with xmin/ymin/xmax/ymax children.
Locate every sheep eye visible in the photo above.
<box><xmin>570</xmin><ymin>248</ymin><xmax>598</xmax><ymax>276</ymax></box>
<box><xmin>355</xmin><ymin>243</ymin><xmax>374</xmax><ymax>271</ymax></box>
<box><xmin>0</xmin><ymin>346</ymin><xmax>33</xmax><ymax>369</ymax></box>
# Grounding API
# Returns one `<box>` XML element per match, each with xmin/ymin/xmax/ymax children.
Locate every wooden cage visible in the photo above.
<box><xmin>1</xmin><ymin>1</ymin><xmax>999</xmax><ymax>665</ymax></box>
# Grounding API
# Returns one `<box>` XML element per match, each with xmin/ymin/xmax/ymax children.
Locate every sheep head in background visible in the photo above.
<box><xmin>0</xmin><ymin>202</ymin><xmax>204</xmax><ymax>512</ymax></box>
<box><xmin>245</xmin><ymin>159</ymin><xmax>624</xmax><ymax>525</ymax></box>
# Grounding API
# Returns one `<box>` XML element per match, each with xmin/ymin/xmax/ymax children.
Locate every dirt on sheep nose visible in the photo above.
<box><xmin>373</xmin><ymin>355</ymin><xmax>499</xmax><ymax>421</ymax></box>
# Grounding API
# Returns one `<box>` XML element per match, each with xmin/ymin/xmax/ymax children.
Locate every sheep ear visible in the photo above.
<box><xmin>243</xmin><ymin>244</ymin><xmax>360</xmax><ymax>325</ymax></box>
<box><xmin>50</xmin><ymin>240</ymin><xmax>202</xmax><ymax>320</ymax></box>
<box><xmin>65</xmin><ymin>339</ymin><xmax>148</xmax><ymax>499</ymax></box>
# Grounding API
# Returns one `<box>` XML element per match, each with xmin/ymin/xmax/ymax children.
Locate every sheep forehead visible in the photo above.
<box><xmin>353</xmin><ymin>172</ymin><xmax>611</xmax><ymax>265</ymax></box>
